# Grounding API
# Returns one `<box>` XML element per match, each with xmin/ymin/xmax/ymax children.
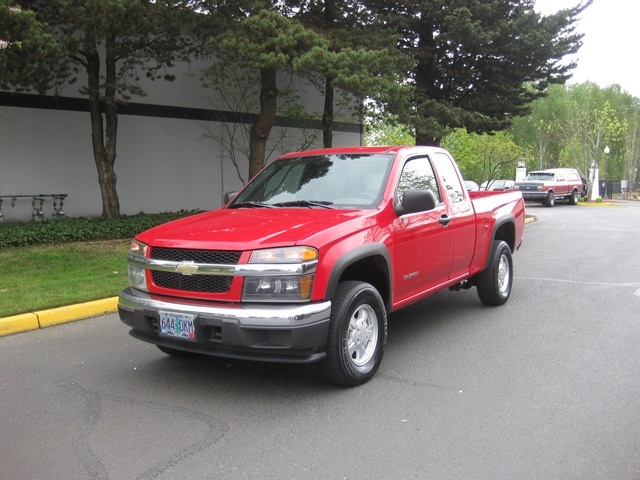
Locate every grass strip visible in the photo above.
<box><xmin>0</xmin><ymin>240</ymin><xmax>130</xmax><ymax>317</ymax></box>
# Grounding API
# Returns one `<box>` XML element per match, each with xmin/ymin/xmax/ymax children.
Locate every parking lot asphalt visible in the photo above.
<box><xmin>1</xmin><ymin>199</ymin><xmax>633</xmax><ymax>338</ymax></box>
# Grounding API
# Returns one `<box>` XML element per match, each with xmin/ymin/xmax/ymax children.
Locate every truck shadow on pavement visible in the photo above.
<box><xmin>131</xmin><ymin>288</ymin><xmax>488</xmax><ymax>391</ymax></box>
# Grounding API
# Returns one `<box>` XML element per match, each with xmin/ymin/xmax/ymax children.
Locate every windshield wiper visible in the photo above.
<box><xmin>273</xmin><ymin>200</ymin><xmax>335</xmax><ymax>209</ymax></box>
<box><xmin>228</xmin><ymin>201</ymin><xmax>278</xmax><ymax>209</ymax></box>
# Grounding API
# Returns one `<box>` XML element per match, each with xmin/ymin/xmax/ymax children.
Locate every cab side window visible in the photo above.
<box><xmin>434</xmin><ymin>153</ymin><xmax>465</xmax><ymax>204</ymax></box>
<box><xmin>397</xmin><ymin>157</ymin><xmax>441</xmax><ymax>203</ymax></box>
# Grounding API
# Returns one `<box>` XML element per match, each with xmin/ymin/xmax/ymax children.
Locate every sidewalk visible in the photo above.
<box><xmin>0</xmin><ymin>297</ymin><xmax>118</xmax><ymax>337</ymax></box>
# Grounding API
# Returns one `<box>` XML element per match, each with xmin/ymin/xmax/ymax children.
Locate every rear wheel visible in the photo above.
<box><xmin>569</xmin><ymin>189</ymin><xmax>579</xmax><ymax>205</ymax></box>
<box><xmin>476</xmin><ymin>240</ymin><xmax>513</xmax><ymax>306</ymax></box>
<box><xmin>544</xmin><ymin>191</ymin><xmax>555</xmax><ymax>207</ymax></box>
<box><xmin>318</xmin><ymin>281</ymin><xmax>387</xmax><ymax>386</ymax></box>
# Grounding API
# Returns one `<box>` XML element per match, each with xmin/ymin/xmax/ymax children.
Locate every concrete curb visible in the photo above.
<box><xmin>0</xmin><ymin>297</ymin><xmax>118</xmax><ymax>337</ymax></box>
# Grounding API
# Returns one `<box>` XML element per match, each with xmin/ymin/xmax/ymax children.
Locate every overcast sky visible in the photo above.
<box><xmin>534</xmin><ymin>0</ymin><xmax>640</xmax><ymax>98</ymax></box>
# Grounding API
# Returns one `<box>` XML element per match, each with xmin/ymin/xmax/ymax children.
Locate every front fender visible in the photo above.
<box><xmin>324</xmin><ymin>242</ymin><xmax>392</xmax><ymax>311</ymax></box>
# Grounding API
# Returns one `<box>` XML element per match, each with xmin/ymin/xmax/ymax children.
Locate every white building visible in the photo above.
<box><xmin>0</xmin><ymin>61</ymin><xmax>363</xmax><ymax>222</ymax></box>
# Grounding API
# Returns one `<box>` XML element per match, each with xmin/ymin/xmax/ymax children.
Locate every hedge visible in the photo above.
<box><xmin>0</xmin><ymin>210</ymin><xmax>202</xmax><ymax>248</ymax></box>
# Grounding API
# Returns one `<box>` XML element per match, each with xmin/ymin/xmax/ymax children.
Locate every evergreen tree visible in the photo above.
<box><xmin>0</xmin><ymin>1</ymin><xmax>68</xmax><ymax>92</ymax></box>
<box><xmin>283</xmin><ymin>0</ymin><xmax>412</xmax><ymax>147</ymax></box>
<box><xmin>365</xmin><ymin>0</ymin><xmax>591</xmax><ymax>146</ymax></box>
<box><xmin>208</xmin><ymin>4</ymin><xmax>325</xmax><ymax>178</ymax></box>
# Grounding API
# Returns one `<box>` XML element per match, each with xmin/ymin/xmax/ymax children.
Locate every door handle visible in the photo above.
<box><xmin>439</xmin><ymin>215</ymin><xmax>453</xmax><ymax>226</ymax></box>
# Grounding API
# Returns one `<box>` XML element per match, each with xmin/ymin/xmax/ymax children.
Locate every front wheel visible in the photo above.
<box><xmin>544</xmin><ymin>191</ymin><xmax>555</xmax><ymax>207</ymax></box>
<box><xmin>476</xmin><ymin>240</ymin><xmax>513</xmax><ymax>306</ymax></box>
<box><xmin>318</xmin><ymin>281</ymin><xmax>387</xmax><ymax>386</ymax></box>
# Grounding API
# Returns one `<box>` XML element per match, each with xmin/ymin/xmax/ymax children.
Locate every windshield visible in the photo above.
<box><xmin>230</xmin><ymin>153</ymin><xmax>393</xmax><ymax>209</ymax></box>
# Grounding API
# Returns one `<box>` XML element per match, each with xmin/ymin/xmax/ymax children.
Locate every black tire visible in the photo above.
<box><xmin>318</xmin><ymin>281</ymin><xmax>387</xmax><ymax>387</ymax></box>
<box><xmin>476</xmin><ymin>240</ymin><xmax>513</xmax><ymax>306</ymax></box>
<box><xmin>569</xmin><ymin>189</ymin><xmax>579</xmax><ymax>205</ymax></box>
<box><xmin>544</xmin><ymin>191</ymin><xmax>555</xmax><ymax>207</ymax></box>
<box><xmin>157</xmin><ymin>345</ymin><xmax>198</xmax><ymax>358</ymax></box>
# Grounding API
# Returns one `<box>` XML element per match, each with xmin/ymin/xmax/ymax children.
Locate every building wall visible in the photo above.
<box><xmin>0</xmin><ymin>62</ymin><xmax>362</xmax><ymax>222</ymax></box>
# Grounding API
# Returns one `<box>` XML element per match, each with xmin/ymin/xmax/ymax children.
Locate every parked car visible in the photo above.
<box><xmin>480</xmin><ymin>179</ymin><xmax>515</xmax><ymax>191</ymax></box>
<box><xmin>514</xmin><ymin>168</ymin><xmax>583</xmax><ymax>207</ymax></box>
<box><xmin>464</xmin><ymin>180</ymin><xmax>480</xmax><ymax>191</ymax></box>
<box><xmin>119</xmin><ymin>146</ymin><xmax>525</xmax><ymax>386</ymax></box>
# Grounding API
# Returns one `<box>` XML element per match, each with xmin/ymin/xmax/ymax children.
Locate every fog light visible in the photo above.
<box><xmin>128</xmin><ymin>265</ymin><xmax>148</xmax><ymax>291</ymax></box>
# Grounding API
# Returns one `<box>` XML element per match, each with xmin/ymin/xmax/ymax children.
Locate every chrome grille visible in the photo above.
<box><xmin>150</xmin><ymin>247</ymin><xmax>241</xmax><ymax>293</ymax></box>
<box><xmin>150</xmin><ymin>247</ymin><xmax>241</xmax><ymax>264</ymax></box>
<box><xmin>151</xmin><ymin>270</ymin><xmax>233</xmax><ymax>292</ymax></box>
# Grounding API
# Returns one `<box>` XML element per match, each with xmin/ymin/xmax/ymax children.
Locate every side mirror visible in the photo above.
<box><xmin>395</xmin><ymin>189</ymin><xmax>437</xmax><ymax>215</ymax></box>
<box><xmin>224</xmin><ymin>191</ymin><xmax>238</xmax><ymax>204</ymax></box>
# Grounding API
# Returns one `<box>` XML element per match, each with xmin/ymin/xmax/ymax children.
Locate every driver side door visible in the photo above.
<box><xmin>392</xmin><ymin>155</ymin><xmax>454</xmax><ymax>306</ymax></box>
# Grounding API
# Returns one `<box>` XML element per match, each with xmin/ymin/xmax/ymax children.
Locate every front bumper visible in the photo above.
<box><xmin>118</xmin><ymin>287</ymin><xmax>331</xmax><ymax>363</ymax></box>
<box><xmin>521</xmin><ymin>191</ymin><xmax>547</xmax><ymax>201</ymax></box>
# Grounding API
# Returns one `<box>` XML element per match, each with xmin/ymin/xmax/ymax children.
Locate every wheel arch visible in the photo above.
<box><xmin>489</xmin><ymin>216</ymin><xmax>516</xmax><ymax>257</ymax></box>
<box><xmin>324</xmin><ymin>243</ymin><xmax>392</xmax><ymax>312</ymax></box>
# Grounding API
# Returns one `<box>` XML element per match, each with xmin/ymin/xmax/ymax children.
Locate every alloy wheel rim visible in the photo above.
<box><xmin>497</xmin><ymin>254</ymin><xmax>510</xmax><ymax>294</ymax></box>
<box><xmin>347</xmin><ymin>304</ymin><xmax>378</xmax><ymax>367</ymax></box>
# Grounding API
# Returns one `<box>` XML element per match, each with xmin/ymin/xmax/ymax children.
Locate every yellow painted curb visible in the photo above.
<box><xmin>37</xmin><ymin>297</ymin><xmax>119</xmax><ymax>328</ymax></box>
<box><xmin>0</xmin><ymin>313</ymin><xmax>40</xmax><ymax>337</ymax></box>
<box><xmin>0</xmin><ymin>297</ymin><xmax>118</xmax><ymax>336</ymax></box>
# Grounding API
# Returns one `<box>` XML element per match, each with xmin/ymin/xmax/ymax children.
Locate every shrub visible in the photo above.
<box><xmin>595</xmin><ymin>197</ymin><xmax>603</xmax><ymax>203</ymax></box>
<box><xmin>0</xmin><ymin>210</ymin><xmax>203</xmax><ymax>248</ymax></box>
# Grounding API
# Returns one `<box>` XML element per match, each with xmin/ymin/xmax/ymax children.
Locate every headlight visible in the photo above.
<box><xmin>243</xmin><ymin>247</ymin><xmax>317</xmax><ymax>302</ymax></box>
<box><xmin>243</xmin><ymin>275</ymin><xmax>314</xmax><ymax>302</ymax></box>
<box><xmin>249</xmin><ymin>246</ymin><xmax>317</xmax><ymax>263</ymax></box>
<box><xmin>127</xmin><ymin>240</ymin><xmax>149</xmax><ymax>291</ymax></box>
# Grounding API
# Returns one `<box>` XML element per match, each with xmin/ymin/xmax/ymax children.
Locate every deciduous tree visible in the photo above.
<box><xmin>442</xmin><ymin>129</ymin><xmax>529</xmax><ymax>185</ymax></box>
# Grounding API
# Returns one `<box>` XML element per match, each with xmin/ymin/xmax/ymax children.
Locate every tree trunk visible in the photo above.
<box><xmin>248</xmin><ymin>68</ymin><xmax>278</xmax><ymax>179</ymax></box>
<box><xmin>85</xmin><ymin>28</ymin><xmax>121</xmax><ymax>220</ymax></box>
<box><xmin>414</xmin><ymin>66</ymin><xmax>441</xmax><ymax>146</ymax></box>
<box><xmin>102</xmin><ymin>32</ymin><xmax>120</xmax><ymax>219</ymax></box>
<box><xmin>322</xmin><ymin>76</ymin><xmax>334</xmax><ymax>148</ymax></box>
<box><xmin>321</xmin><ymin>1</ymin><xmax>336</xmax><ymax>148</ymax></box>
<box><xmin>413</xmin><ymin>19</ymin><xmax>442</xmax><ymax>147</ymax></box>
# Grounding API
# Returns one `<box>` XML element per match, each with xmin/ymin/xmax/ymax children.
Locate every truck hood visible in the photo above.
<box><xmin>135</xmin><ymin>208</ymin><xmax>377</xmax><ymax>251</ymax></box>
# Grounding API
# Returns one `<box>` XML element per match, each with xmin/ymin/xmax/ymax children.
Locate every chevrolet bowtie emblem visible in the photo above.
<box><xmin>175</xmin><ymin>261</ymin><xmax>198</xmax><ymax>275</ymax></box>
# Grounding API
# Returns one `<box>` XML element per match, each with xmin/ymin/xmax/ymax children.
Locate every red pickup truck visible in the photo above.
<box><xmin>119</xmin><ymin>146</ymin><xmax>525</xmax><ymax>386</ymax></box>
<box><xmin>514</xmin><ymin>168</ymin><xmax>584</xmax><ymax>207</ymax></box>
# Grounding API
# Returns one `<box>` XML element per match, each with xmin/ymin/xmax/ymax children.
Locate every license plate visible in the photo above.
<box><xmin>159</xmin><ymin>311</ymin><xmax>196</xmax><ymax>341</ymax></box>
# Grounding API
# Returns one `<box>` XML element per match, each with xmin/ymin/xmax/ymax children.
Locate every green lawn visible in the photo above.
<box><xmin>0</xmin><ymin>240</ymin><xmax>130</xmax><ymax>317</ymax></box>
